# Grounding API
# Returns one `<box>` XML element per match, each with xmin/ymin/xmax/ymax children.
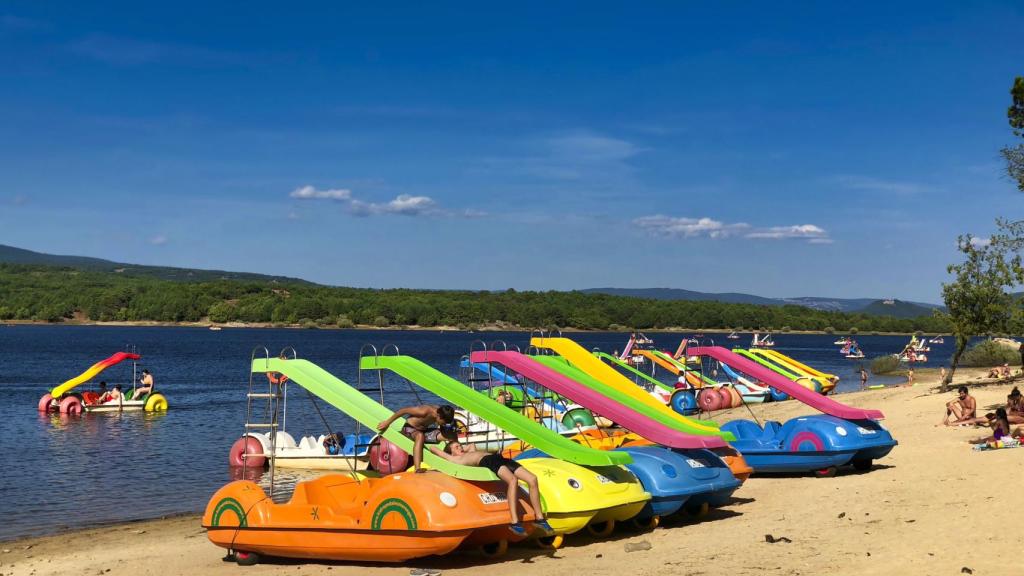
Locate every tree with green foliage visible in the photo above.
<box><xmin>1003</xmin><ymin>76</ymin><xmax>1024</xmax><ymax>192</ymax></box>
<box><xmin>939</xmin><ymin>226</ymin><xmax>1021</xmax><ymax>390</ymax></box>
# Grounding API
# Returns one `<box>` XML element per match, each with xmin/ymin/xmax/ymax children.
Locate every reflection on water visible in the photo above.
<box><xmin>0</xmin><ymin>325</ymin><xmax>957</xmax><ymax>541</ymax></box>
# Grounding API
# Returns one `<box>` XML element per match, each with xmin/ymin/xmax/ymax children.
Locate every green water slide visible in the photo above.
<box><xmin>593</xmin><ymin>352</ymin><xmax>673</xmax><ymax>393</ymax></box>
<box><xmin>250</xmin><ymin>357</ymin><xmax>496</xmax><ymax>481</ymax></box>
<box><xmin>529</xmin><ymin>355</ymin><xmax>732</xmax><ymax>440</ymax></box>
<box><xmin>359</xmin><ymin>355</ymin><xmax>629</xmax><ymax>467</ymax></box>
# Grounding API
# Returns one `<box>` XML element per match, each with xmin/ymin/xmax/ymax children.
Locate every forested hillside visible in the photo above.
<box><xmin>0</xmin><ymin>263</ymin><xmax>950</xmax><ymax>333</ymax></box>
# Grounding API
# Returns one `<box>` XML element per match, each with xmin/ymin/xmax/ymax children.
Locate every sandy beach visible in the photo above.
<box><xmin>4</xmin><ymin>368</ymin><xmax>1021</xmax><ymax>576</ymax></box>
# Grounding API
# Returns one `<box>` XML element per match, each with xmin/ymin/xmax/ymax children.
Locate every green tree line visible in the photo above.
<box><xmin>0</xmin><ymin>263</ymin><xmax>950</xmax><ymax>333</ymax></box>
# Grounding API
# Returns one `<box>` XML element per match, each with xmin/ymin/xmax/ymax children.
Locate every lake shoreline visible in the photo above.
<box><xmin>0</xmin><ymin>319</ymin><xmax>942</xmax><ymax>337</ymax></box>
<box><xmin>4</xmin><ymin>367</ymin><xmax>1021</xmax><ymax>576</ymax></box>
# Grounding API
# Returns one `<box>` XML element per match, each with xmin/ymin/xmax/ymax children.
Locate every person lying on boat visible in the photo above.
<box><xmin>377</xmin><ymin>404</ymin><xmax>458</xmax><ymax>473</ymax></box>
<box><xmin>943</xmin><ymin>387</ymin><xmax>977</xmax><ymax>425</ymax></box>
<box><xmin>135</xmin><ymin>369</ymin><xmax>154</xmax><ymax>400</ymax></box>
<box><xmin>429</xmin><ymin>442</ymin><xmax>554</xmax><ymax>537</ymax></box>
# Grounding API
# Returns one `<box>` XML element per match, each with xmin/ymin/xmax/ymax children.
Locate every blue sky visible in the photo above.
<box><xmin>1</xmin><ymin>2</ymin><xmax>1022</xmax><ymax>303</ymax></box>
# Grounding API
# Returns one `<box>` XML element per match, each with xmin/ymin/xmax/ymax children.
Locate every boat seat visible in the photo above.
<box><xmin>300</xmin><ymin>436</ymin><xmax>319</xmax><ymax>450</ymax></box>
<box><xmin>762</xmin><ymin>421</ymin><xmax>783</xmax><ymax>440</ymax></box>
<box><xmin>274</xmin><ymin>431</ymin><xmax>297</xmax><ymax>449</ymax></box>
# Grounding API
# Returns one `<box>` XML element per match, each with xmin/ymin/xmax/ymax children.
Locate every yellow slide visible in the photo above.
<box><xmin>50</xmin><ymin>352</ymin><xmax>141</xmax><ymax>398</ymax></box>
<box><xmin>756</xmin><ymin>349</ymin><xmax>836</xmax><ymax>393</ymax></box>
<box><xmin>529</xmin><ymin>336</ymin><xmax>722</xmax><ymax>435</ymax></box>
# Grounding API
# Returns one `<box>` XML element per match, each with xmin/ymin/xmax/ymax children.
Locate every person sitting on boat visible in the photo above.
<box><xmin>135</xmin><ymin>369</ymin><xmax>154</xmax><ymax>401</ymax></box>
<box><xmin>95</xmin><ymin>381</ymin><xmax>109</xmax><ymax>403</ymax></box>
<box><xmin>943</xmin><ymin>386</ymin><xmax>977</xmax><ymax>425</ymax></box>
<box><xmin>377</xmin><ymin>404</ymin><xmax>458</xmax><ymax>473</ymax></box>
<box><xmin>429</xmin><ymin>442</ymin><xmax>554</xmax><ymax>538</ymax></box>
<box><xmin>99</xmin><ymin>384</ymin><xmax>122</xmax><ymax>404</ymax></box>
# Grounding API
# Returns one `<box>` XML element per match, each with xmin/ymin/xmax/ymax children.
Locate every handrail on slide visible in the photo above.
<box><xmin>471</xmin><ymin>350</ymin><xmax>724</xmax><ymax>449</ymax></box>
<box><xmin>529</xmin><ymin>336</ymin><xmax>726</xmax><ymax>436</ymax></box>
<box><xmin>593</xmin><ymin>351</ymin><xmax>672</xmax><ymax>392</ymax></box>
<box><xmin>687</xmin><ymin>347</ymin><xmax>883</xmax><ymax>420</ymax></box>
<box><xmin>250</xmin><ymin>357</ymin><xmax>497</xmax><ymax>481</ymax></box>
<box><xmin>358</xmin><ymin>354</ymin><xmax>629</xmax><ymax>467</ymax></box>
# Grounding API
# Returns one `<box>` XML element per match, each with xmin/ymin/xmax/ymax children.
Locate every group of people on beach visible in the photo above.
<box><xmin>943</xmin><ymin>385</ymin><xmax>1024</xmax><ymax>444</ymax></box>
<box><xmin>376</xmin><ymin>402</ymin><xmax>555</xmax><ymax>538</ymax></box>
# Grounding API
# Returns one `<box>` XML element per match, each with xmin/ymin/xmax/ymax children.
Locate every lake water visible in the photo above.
<box><xmin>0</xmin><ymin>325</ymin><xmax>950</xmax><ymax>541</ymax></box>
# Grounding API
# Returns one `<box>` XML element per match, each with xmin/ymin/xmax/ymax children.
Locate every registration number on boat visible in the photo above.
<box><xmin>686</xmin><ymin>459</ymin><xmax>707</xmax><ymax>468</ymax></box>
<box><xmin>479</xmin><ymin>492</ymin><xmax>508</xmax><ymax>505</ymax></box>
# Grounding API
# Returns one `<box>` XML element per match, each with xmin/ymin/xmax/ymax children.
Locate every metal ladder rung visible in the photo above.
<box><xmin>247</xmin><ymin>393</ymin><xmax>280</xmax><ymax>398</ymax></box>
<box><xmin>245</xmin><ymin>423</ymin><xmax>278</xmax><ymax>429</ymax></box>
<box><xmin>355</xmin><ymin>388</ymin><xmax>383</xmax><ymax>393</ymax></box>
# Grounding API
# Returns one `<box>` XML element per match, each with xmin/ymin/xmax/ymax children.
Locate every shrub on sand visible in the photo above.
<box><xmin>870</xmin><ymin>354</ymin><xmax>900</xmax><ymax>374</ymax></box>
<box><xmin>960</xmin><ymin>339</ymin><xmax>1021</xmax><ymax>367</ymax></box>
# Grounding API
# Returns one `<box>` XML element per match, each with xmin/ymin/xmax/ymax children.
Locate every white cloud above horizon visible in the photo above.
<box><xmin>634</xmin><ymin>215</ymin><xmax>831</xmax><ymax>243</ymax></box>
<box><xmin>148</xmin><ymin>234</ymin><xmax>168</xmax><ymax>246</ymax></box>
<box><xmin>967</xmin><ymin>236</ymin><xmax>991</xmax><ymax>249</ymax></box>
<box><xmin>289</xmin><ymin>185</ymin><xmax>484</xmax><ymax>219</ymax></box>
<box><xmin>833</xmin><ymin>174</ymin><xmax>934</xmax><ymax>196</ymax></box>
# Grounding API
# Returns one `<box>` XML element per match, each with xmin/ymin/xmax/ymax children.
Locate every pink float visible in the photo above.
<box><xmin>59</xmin><ymin>396</ymin><xmax>82</xmax><ymax>415</ymax></box>
<box><xmin>368</xmin><ymin>437</ymin><xmax>410</xmax><ymax>474</ymax></box>
<box><xmin>38</xmin><ymin>393</ymin><xmax>54</xmax><ymax>412</ymax></box>
<box><xmin>229</xmin><ymin>436</ymin><xmax>267</xmax><ymax>468</ymax></box>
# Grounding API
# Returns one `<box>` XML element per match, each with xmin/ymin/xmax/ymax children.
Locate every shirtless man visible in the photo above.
<box><xmin>429</xmin><ymin>442</ymin><xmax>553</xmax><ymax>537</ymax></box>
<box><xmin>377</xmin><ymin>404</ymin><xmax>458</xmax><ymax>473</ymax></box>
<box><xmin>944</xmin><ymin>386</ymin><xmax>977</xmax><ymax>425</ymax></box>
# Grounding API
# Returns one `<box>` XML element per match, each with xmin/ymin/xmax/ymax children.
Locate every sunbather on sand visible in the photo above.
<box><xmin>429</xmin><ymin>442</ymin><xmax>553</xmax><ymax>537</ymax></box>
<box><xmin>967</xmin><ymin>408</ymin><xmax>1023</xmax><ymax>443</ymax></box>
<box><xmin>1006</xmin><ymin>387</ymin><xmax>1024</xmax><ymax>424</ymax></box>
<box><xmin>944</xmin><ymin>386</ymin><xmax>977</xmax><ymax>425</ymax></box>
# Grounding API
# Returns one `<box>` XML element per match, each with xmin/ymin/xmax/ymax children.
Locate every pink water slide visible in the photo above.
<box><xmin>469</xmin><ymin>350</ymin><xmax>725</xmax><ymax>449</ymax></box>
<box><xmin>688</xmin><ymin>346</ymin><xmax>884</xmax><ymax>420</ymax></box>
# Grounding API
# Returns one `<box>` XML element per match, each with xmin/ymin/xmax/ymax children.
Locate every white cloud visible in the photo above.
<box><xmin>289</xmin><ymin>185</ymin><xmax>480</xmax><ymax>219</ymax></box>
<box><xmin>633</xmin><ymin>215</ymin><xmax>750</xmax><ymax>239</ymax></box>
<box><xmin>834</xmin><ymin>175</ymin><xmax>933</xmax><ymax>196</ymax></box>
<box><xmin>968</xmin><ymin>236</ymin><xmax>991</xmax><ymax>249</ymax></box>
<box><xmin>635</xmin><ymin>215</ymin><xmax>831</xmax><ymax>244</ymax></box>
<box><xmin>351</xmin><ymin>194</ymin><xmax>438</xmax><ymax>217</ymax></box>
<box><xmin>289</xmin><ymin>185</ymin><xmax>352</xmax><ymax>201</ymax></box>
<box><xmin>746</xmin><ymin>224</ymin><xmax>831</xmax><ymax>242</ymax></box>
<box><xmin>148</xmin><ymin>234</ymin><xmax>168</xmax><ymax>246</ymax></box>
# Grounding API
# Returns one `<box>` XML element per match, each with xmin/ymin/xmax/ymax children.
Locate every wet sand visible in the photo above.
<box><xmin>4</xmin><ymin>367</ymin><xmax>1021</xmax><ymax>576</ymax></box>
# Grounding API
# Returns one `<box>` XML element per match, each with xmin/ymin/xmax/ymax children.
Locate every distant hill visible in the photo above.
<box><xmin>0</xmin><ymin>244</ymin><xmax>312</xmax><ymax>285</ymax></box>
<box><xmin>857</xmin><ymin>299</ymin><xmax>940</xmax><ymax>318</ymax></box>
<box><xmin>583</xmin><ymin>287</ymin><xmax>780</xmax><ymax>306</ymax></box>
<box><xmin>581</xmin><ymin>288</ymin><xmax>943</xmax><ymax>317</ymax></box>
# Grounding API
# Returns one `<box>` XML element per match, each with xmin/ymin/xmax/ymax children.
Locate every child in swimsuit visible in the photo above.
<box><xmin>429</xmin><ymin>442</ymin><xmax>554</xmax><ymax>537</ymax></box>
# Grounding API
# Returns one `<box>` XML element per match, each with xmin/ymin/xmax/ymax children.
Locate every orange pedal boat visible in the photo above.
<box><xmin>205</xmin><ymin>471</ymin><xmax>535</xmax><ymax>564</ymax></box>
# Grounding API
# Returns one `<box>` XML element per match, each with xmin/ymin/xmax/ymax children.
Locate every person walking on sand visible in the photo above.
<box><xmin>906</xmin><ymin>367</ymin><xmax>914</xmax><ymax>387</ymax></box>
<box><xmin>940</xmin><ymin>366</ymin><xmax>947</xmax><ymax>386</ymax></box>
<box><xmin>859</xmin><ymin>367</ymin><xmax>868</xmax><ymax>390</ymax></box>
<box><xmin>377</xmin><ymin>404</ymin><xmax>458</xmax><ymax>473</ymax></box>
<box><xmin>944</xmin><ymin>386</ymin><xmax>977</xmax><ymax>425</ymax></box>
<box><xmin>428</xmin><ymin>442</ymin><xmax>554</xmax><ymax>538</ymax></box>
